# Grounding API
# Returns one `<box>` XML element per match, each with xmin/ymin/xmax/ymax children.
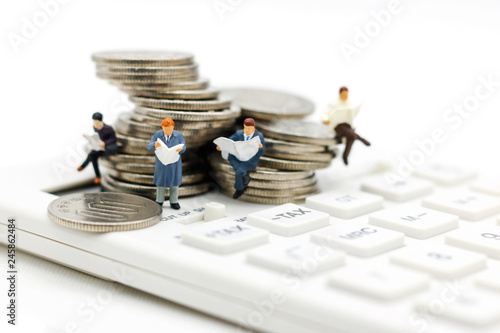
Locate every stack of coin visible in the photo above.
<box><xmin>208</xmin><ymin>153</ymin><xmax>319</xmax><ymax>204</ymax></box>
<box><xmin>256</xmin><ymin>119</ymin><xmax>336</xmax><ymax>171</ymax></box>
<box><xmin>210</xmin><ymin>89</ymin><xmax>337</xmax><ymax>203</ymax></box>
<box><xmin>91</xmin><ymin>51</ymin><xmax>240</xmax><ymax>200</ymax></box>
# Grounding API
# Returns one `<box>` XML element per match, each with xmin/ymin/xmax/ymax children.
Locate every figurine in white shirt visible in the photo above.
<box><xmin>322</xmin><ymin>87</ymin><xmax>370</xmax><ymax>165</ymax></box>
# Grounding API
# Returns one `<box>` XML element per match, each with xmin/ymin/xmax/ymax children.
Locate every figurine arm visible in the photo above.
<box><xmin>147</xmin><ymin>133</ymin><xmax>158</xmax><ymax>152</ymax></box>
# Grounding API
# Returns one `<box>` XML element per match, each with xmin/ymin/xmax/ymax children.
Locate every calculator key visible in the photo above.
<box><xmin>328</xmin><ymin>265</ymin><xmax>429</xmax><ymax>300</ymax></box>
<box><xmin>361</xmin><ymin>176</ymin><xmax>433</xmax><ymax>202</ymax></box>
<box><xmin>414</xmin><ymin>163</ymin><xmax>476</xmax><ymax>186</ymax></box>
<box><xmin>310</xmin><ymin>225</ymin><xmax>404</xmax><ymax>257</ymax></box>
<box><xmin>422</xmin><ymin>191</ymin><xmax>500</xmax><ymax>221</ymax></box>
<box><xmin>471</xmin><ymin>179</ymin><xmax>500</xmax><ymax>197</ymax></box>
<box><xmin>476</xmin><ymin>269</ymin><xmax>500</xmax><ymax>292</ymax></box>
<box><xmin>390</xmin><ymin>244</ymin><xmax>486</xmax><ymax>279</ymax></box>
<box><xmin>247</xmin><ymin>243</ymin><xmax>345</xmax><ymax>273</ymax></box>
<box><xmin>246</xmin><ymin>203</ymin><xmax>330</xmax><ymax>236</ymax></box>
<box><xmin>305</xmin><ymin>191</ymin><xmax>383</xmax><ymax>219</ymax></box>
<box><xmin>369</xmin><ymin>206</ymin><xmax>458</xmax><ymax>239</ymax></box>
<box><xmin>181</xmin><ymin>219</ymin><xmax>269</xmax><ymax>254</ymax></box>
<box><xmin>445</xmin><ymin>226</ymin><xmax>500</xmax><ymax>259</ymax></box>
<box><xmin>415</xmin><ymin>287</ymin><xmax>500</xmax><ymax>326</ymax></box>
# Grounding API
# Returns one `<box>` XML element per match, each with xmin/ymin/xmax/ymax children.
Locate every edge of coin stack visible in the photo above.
<box><xmin>210</xmin><ymin>88</ymin><xmax>337</xmax><ymax>204</ymax></box>
<box><xmin>92</xmin><ymin>50</ymin><xmax>240</xmax><ymax>201</ymax></box>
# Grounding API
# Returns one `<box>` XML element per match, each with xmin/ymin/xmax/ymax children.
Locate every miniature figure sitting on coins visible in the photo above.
<box><xmin>215</xmin><ymin>118</ymin><xmax>265</xmax><ymax>199</ymax></box>
<box><xmin>78</xmin><ymin>112</ymin><xmax>118</xmax><ymax>184</ymax></box>
<box><xmin>147</xmin><ymin>117</ymin><xmax>186</xmax><ymax>210</ymax></box>
<box><xmin>322</xmin><ymin>87</ymin><xmax>371</xmax><ymax>165</ymax></box>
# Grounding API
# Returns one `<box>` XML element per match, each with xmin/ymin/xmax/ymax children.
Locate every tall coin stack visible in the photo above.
<box><xmin>210</xmin><ymin>89</ymin><xmax>337</xmax><ymax>204</ymax></box>
<box><xmin>91</xmin><ymin>51</ymin><xmax>240</xmax><ymax>200</ymax></box>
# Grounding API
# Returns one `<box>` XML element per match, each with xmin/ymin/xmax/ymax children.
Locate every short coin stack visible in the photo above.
<box><xmin>210</xmin><ymin>88</ymin><xmax>337</xmax><ymax>204</ymax></box>
<box><xmin>92</xmin><ymin>51</ymin><xmax>240</xmax><ymax>200</ymax></box>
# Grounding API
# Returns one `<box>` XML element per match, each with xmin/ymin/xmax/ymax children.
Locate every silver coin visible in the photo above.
<box><xmin>130</xmin><ymin>96</ymin><xmax>231</xmax><ymax>111</ymax></box>
<box><xmin>256</xmin><ymin>119</ymin><xmax>336</xmax><ymax>145</ymax></box>
<box><xmin>219</xmin><ymin>188</ymin><xmax>312</xmax><ymax>204</ymax></box>
<box><xmin>104</xmin><ymin>153</ymin><xmax>156</xmax><ymax>165</ymax></box>
<box><xmin>259</xmin><ymin>156</ymin><xmax>331</xmax><ymax>171</ymax></box>
<box><xmin>129</xmin><ymin>112</ymin><xmax>235</xmax><ymax>130</ymax></box>
<box><xmin>115</xmin><ymin>78</ymin><xmax>210</xmax><ymax>91</ymax></box>
<box><xmin>92</xmin><ymin>51</ymin><xmax>194</xmax><ymax>67</ymax></box>
<box><xmin>208</xmin><ymin>153</ymin><xmax>314</xmax><ymax>181</ymax></box>
<box><xmin>125</xmin><ymin>88</ymin><xmax>219</xmax><ymax>100</ymax></box>
<box><xmin>134</xmin><ymin>106</ymin><xmax>241</xmax><ymax>121</ymax></box>
<box><xmin>115</xmin><ymin>116</ymin><xmax>227</xmax><ymax>140</ymax></box>
<box><xmin>98</xmin><ymin>73</ymin><xmax>198</xmax><ymax>84</ymax></box>
<box><xmin>101</xmin><ymin>160</ymin><xmax>198</xmax><ymax>175</ymax></box>
<box><xmin>213</xmin><ymin>171</ymin><xmax>317</xmax><ymax>190</ymax></box>
<box><xmin>214</xmin><ymin>177</ymin><xmax>318</xmax><ymax>197</ymax></box>
<box><xmin>219</xmin><ymin>88</ymin><xmax>314</xmax><ymax>119</ymax></box>
<box><xmin>47</xmin><ymin>192</ymin><xmax>162</xmax><ymax>232</ymax></box>
<box><xmin>96</xmin><ymin>64</ymin><xmax>198</xmax><ymax>76</ymax></box>
<box><xmin>265</xmin><ymin>149</ymin><xmax>334</xmax><ymax>162</ymax></box>
<box><xmin>265</xmin><ymin>138</ymin><xmax>330</xmax><ymax>154</ymax></box>
<box><xmin>101</xmin><ymin>174</ymin><xmax>210</xmax><ymax>199</ymax></box>
<box><xmin>107</xmin><ymin>169</ymin><xmax>206</xmax><ymax>186</ymax></box>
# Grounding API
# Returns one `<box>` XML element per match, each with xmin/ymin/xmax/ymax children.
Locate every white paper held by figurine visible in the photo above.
<box><xmin>83</xmin><ymin>132</ymin><xmax>104</xmax><ymax>151</ymax></box>
<box><xmin>155</xmin><ymin>139</ymin><xmax>184</xmax><ymax>165</ymax></box>
<box><xmin>213</xmin><ymin>136</ymin><xmax>261</xmax><ymax>161</ymax></box>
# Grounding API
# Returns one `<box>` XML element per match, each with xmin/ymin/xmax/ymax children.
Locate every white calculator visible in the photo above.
<box><xmin>1</xmin><ymin>155</ymin><xmax>500</xmax><ymax>333</ymax></box>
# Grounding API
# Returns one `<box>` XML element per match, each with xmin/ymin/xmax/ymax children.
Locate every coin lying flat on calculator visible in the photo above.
<box><xmin>47</xmin><ymin>192</ymin><xmax>162</xmax><ymax>232</ymax></box>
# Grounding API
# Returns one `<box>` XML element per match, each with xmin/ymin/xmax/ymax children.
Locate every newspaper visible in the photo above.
<box><xmin>83</xmin><ymin>132</ymin><xmax>104</xmax><ymax>151</ymax></box>
<box><xmin>214</xmin><ymin>136</ymin><xmax>261</xmax><ymax>161</ymax></box>
<box><xmin>155</xmin><ymin>139</ymin><xmax>184</xmax><ymax>166</ymax></box>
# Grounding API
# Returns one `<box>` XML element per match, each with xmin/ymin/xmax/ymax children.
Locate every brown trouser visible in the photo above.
<box><xmin>334</xmin><ymin>123</ymin><xmax>370</xmax><ymax>165</ymax></box>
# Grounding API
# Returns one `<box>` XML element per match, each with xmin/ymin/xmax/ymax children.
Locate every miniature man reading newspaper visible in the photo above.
<box><xmin>322</xmin><ymin>86</ymin><xmax>371</xmax><ymax>165</ymax></box>
<box><xmin>214</xmin><ymin>118</ymin><xmax>265</xmax><ymax>199</ymax></box>
<box><xmin>147</xmin><ymin>117</ymin><xmax>186</xmax><ymax>210</ymax></box>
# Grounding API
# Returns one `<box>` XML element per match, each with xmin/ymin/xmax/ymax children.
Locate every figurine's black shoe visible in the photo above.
<box><xmin>243</xmin><ymin>174</ymin><xmax>251</xmax><ymax>187</ymax></box>
<box><xmin>170</xmin><ymin>202</ymin><xmax>181</xmax><ymax>210</ymax></box>
<box><xmin>233</xmin><ymin>190</ymin><xmax>245</xmax><ymax>199</ymax></box>
<box><xmin>156</xmin><ymin>201</ymin><xmax>164</xmax><ymax>206</ymax></box>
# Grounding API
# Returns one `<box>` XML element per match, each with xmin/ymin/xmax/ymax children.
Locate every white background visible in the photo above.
<box><xmin>2</xmin><ymin>0</ymin><xmax>500</xmax><ymax>332</ymax></box>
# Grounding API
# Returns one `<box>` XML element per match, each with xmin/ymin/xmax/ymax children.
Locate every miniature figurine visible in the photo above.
<box><xmin>322</xmin><ymin>86</ymin><xmax>371</xmax><ymax>165</ymax></box>
<box><xmin>215</xmin><ymin>118</ymin><xmax>265</xmax><ymax>199</ymax></box>
<box><xmin>78</xmin><ymin>112</ymin><xmax>118</xmax><ymax>184</ymax></box>
<box><xmin>147</xmin><ymin>117</ymin><xmax>186</xmax><ymax>210</ymax></box>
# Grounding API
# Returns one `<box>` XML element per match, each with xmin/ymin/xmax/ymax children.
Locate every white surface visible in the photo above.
<box><xmin>3</xmin><ymin>0</ymin><xmax>500</xmax><ymax>332</ymax></box>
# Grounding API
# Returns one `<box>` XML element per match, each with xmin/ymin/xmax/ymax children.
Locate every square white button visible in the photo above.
<box><xmin>422</xmin><ymin>191</ymin><xmax>500</xmax><ymax>221</ymax></box>
<box><xmin>361</xmin><ymin>176</ymin><xmax>433</xmax><ymax>202</ymax></box>
<box><xmin>369</xmin><ymin>206</ymin><xmax>458</xmax><ymax>239</ymax></box>
<box><xmin>305</xmin><ymin>191</ymin><xmax>383</xmax><ymax>219</ymax></box>
<box><xmin>310</xmin><ymin>225</ymin><xmax>404</xmax><ymax>257</ymax></box>
<box><xmin>247</xmin><ymin>203</ymin><xmax>330</xmax><ymax>236</ymax></box>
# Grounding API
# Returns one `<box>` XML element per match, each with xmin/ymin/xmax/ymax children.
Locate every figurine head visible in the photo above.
<box><xmin>161</xmin><ymin>118</ymin><xmax>175</xmax><ymax>136</ymax></box>
<box><xmin>243</xmin><ymin>118</ymin><xmax>256</xmax><ymax>136</ymax></box>
<box><xmin>339</xmin><ymin>87</ymin><xmax>348</xmax><ymax>102</ymax></box>
<box><xmin>92</xmin><ymin>112</ymin><xmax>104</xmax><ymax>130</ymax></box>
